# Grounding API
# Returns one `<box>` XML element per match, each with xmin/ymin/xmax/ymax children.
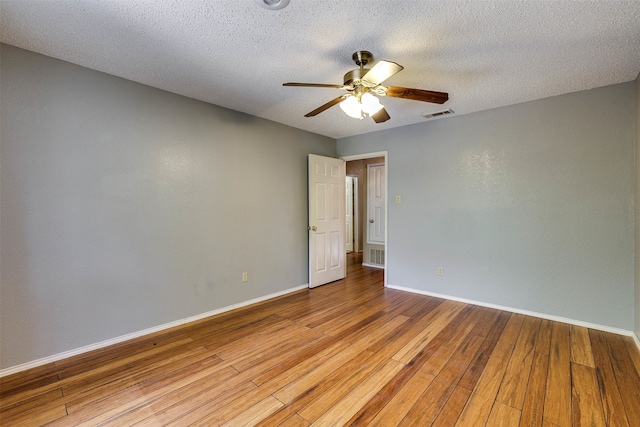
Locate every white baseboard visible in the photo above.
<box><xmin>386</xmin><ymin>283</ymin><xmax>640</xmax><ymax>352</ymax></box>
<box><xmin>362</xmin><ymin>263</ymin><xmax>384</xmax><ymax>269</ymax></box>
<box><xmin>632</xmin><ymin>332</ymin><xmax>640</xmax><ymax>352</ymax></box>
<box><xmin>0</xmin><ymin>284</ymin><xmax>309</xmax><ymax>378</ymax></box>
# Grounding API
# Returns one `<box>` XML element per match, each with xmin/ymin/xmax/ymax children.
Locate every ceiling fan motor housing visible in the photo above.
<box><xmin>343</xmin><ymin>68</ymin><xmax>370</xmax><ymax>86</ymax></box>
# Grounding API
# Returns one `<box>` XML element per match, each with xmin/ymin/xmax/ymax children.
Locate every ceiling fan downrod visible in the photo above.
<box><xmin>344</xmin><ymin>51</ymin><xmax>374</xmax><ymax>87</ymax></box>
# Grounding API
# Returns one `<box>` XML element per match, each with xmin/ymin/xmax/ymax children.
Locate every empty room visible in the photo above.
<box><xmin>1</xmin><ymin>1</ymin><xmax>640</xmax><ymax>426</ymax></box>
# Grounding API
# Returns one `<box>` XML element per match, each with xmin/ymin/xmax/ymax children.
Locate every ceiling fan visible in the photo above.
<box><xmin>283</xmin><ymin>51</ymin><xmax>448</xmax><ymax>123</ymax></box>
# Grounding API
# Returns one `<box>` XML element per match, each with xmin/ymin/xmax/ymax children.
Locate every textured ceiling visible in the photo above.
<box><xmin>2</xmin><ymin>1</ymin><xmax>640</xmax><ymax>139</ymax></box>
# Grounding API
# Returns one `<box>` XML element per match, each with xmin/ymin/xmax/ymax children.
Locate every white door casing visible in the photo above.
<box><xmin>309</xmin><ymin>154</ymin><xmax>346</xmax><ymax>288</ymax></box>
<box><xmin>367</xmin><ymin>163</ymin><xmax>385</xmax><ymax>245</ymax></box>
<box><xmin>352</xmin><ymin>177</ymin><xmax>359</xmax><ymax>253</ymax></box>
<box><xmin>345</xmin><ymin>177</ymin><xmax>354</xmax><ymax>252</ymax></box>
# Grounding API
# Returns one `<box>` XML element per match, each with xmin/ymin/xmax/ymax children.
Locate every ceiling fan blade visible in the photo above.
<box><xmin>284</xmin><ymin>82</ymin><xmax>348</xmax><ymax>89</ymax></box>
<box><xmin>384</xmin><ymin>86</ymin><xmax>449</xmax><ymax>104</ymax></box>
<box><xmin>304</xmin><ymin>94</ymin><xmax>350</xmax><ymax>117</ymax></box>
<box><xmin>361</xmin><ymin>60</ymin><xmax>404</xmax><ymax>85</ymax></box>
<box><xmin>371</xmin><ymin>108</ymin><xmax>390</xmax><ymax>123</ymax></box>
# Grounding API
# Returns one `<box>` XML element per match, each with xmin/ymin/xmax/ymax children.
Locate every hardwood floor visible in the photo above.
<box><xmin>2</xmin><ymin>252</ymin><xmax>640</xmax><ymax>426</ymax></box>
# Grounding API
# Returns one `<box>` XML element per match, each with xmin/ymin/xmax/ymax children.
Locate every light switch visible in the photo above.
<box><xmin>395</xmin><ymin>195</ymin><xmax>402</xmax><ymax>204</ymax></box>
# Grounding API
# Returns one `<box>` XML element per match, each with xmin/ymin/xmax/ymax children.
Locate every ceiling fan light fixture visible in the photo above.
<box><xmin>361</xmin><ymin>92</ymin><xmax>383</xmax><ymax>115</ymax></box>
<box><xmin>339</xmin><ymin>95</ymin><xmax>364</xmax><ymax>119</ymax></box>
<box><xmin>339</xmin><ymin>93</ymin><xmax>384</xmax><ymax>119</ymax></box>
<box><xmin>254</xmin><ymin>0</ymin><xmax>290</xmax><ymax>10</ymax></box>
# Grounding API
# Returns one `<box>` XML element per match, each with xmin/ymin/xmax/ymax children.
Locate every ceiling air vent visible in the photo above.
<box><xmin>422</xmin><ymin>109</ymin><xmax>454</xmax><ymax>119</ymax></box>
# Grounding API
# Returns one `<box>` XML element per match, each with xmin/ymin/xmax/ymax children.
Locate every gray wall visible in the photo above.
<box><xmin>338</xmin><ymin>82</ymin><xmax>635</xmax><ymax>331</ymax></box>
<box><xmin>0</xmin><ymin>44</ymin><xmax>336</xmax><ymax>369</ymax></box>
<box><xmin>634</xmin><ymin>75</ymin><xmax>640</xmax><ymax>338</ymax></box>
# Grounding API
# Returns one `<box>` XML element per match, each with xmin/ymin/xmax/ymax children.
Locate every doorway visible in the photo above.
<box><xmin>342</xmin><ymin>151</ymin><xmax>388</xmax><ymax>285</ymax></box>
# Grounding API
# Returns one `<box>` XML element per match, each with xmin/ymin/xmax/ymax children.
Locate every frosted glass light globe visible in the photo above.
<box><xmin>361</xmin><ymin>93</ymin><xmax>383</xmax><ymax>115</ymax></box>
<box><xmin>339</xmin><ymin>95</ymin><xmax>363</xmax><ymax>119</ymax></box>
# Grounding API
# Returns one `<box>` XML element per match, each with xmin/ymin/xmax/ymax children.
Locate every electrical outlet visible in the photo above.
<box><xmin>437</xmin><ymin>267</ymin><xmax>444</xmax><ymax>276</ymax></box>
<box><xmin>242</xmin><ymin>272</ymin><xmax>248</xmax><ymax>282</ymax></box>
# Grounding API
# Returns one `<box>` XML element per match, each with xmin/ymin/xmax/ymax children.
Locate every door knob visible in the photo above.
<box><xmin>308</xmin><ymin>225</ymin><xmax>317</xmax><ymax>231</ymax></box>
<box><xmin>369</xmin><ymin>219</ymin><xmax>375</xmax><ymax>223</ymax></box>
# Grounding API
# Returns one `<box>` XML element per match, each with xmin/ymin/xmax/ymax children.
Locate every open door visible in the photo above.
<box><xmin>309</xmin><ymin>154</ymin><xmax>346</xmax><ymax>288</ymax></box>
<box><xmin>367</xmin><ymin>163</ymin><xmax>386</xmax><ymax>245</ymax></box>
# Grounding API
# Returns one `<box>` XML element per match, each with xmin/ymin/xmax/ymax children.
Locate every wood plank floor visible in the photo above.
<box><xmin>2</xmin><ymin>252</ymin><xmax>640</xmax><ymax>426</ymax></box>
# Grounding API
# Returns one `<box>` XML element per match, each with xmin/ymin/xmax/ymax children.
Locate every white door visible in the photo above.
<box><xmin>367</xmin><ymin>163</ymin><xmax>385</xmax><ymax>244</ymax></box>
<box><xmin>345</xmin><ymin>177</ymin><xmax>354</xmax><ymax>252</ymax></box>
<box><xmin>309</xmin><ymin>154</ymin><xmax>346</xmax><ymax>288</ymax></box>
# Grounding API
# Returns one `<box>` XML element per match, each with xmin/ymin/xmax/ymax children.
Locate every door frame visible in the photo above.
<box><xmin>345</xmin><ymin>176</ymin><xmax>358</xmax><ymax>253</ymax></box>
<box><xmin>352</xmin><ymin>177</ymin><xmax>359</xmax><ymax>253</ymax></box>
<box><xmin>341</xmin><ymin>151</ymin><xmax>388</xmax><ymax>288</ymax></box>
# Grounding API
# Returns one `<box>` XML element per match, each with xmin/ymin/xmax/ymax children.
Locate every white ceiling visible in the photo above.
<box><xmin>2</xmin><ymin>1</ymin><xmax>640</xmax><ymax>139</ymax></box>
